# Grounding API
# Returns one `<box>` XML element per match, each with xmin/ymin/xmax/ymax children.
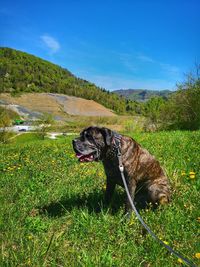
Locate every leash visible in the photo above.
<box><xmin>115</xmin><ymin>135</ymin><xmax>196</xmax><ymax>267</ymax></box>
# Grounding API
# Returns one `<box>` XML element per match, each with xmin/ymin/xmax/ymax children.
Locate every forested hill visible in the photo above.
<box><xmin>0</xmin><ymin>47</ymin><xmax>139</xmax><ymax>114</ymax></box>
<box><xmin>113</xmin><ymin>89</ymin><xmax>172</xmax><ymax>102</ymax></box>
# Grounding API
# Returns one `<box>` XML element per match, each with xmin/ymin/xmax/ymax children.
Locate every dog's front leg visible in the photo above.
<box><xmin>125</xmin><ymin>180</ymin><xmax>136</xmax><ymax>214</ymax></box>
<box><xmin>105</xmin><ymin>177</ymin><xmax>116</xmax><ymax>205</ymax></box>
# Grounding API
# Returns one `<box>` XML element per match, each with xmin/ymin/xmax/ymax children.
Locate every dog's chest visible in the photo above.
<box><xmin>103</xmin><ymin>159</ymin><xmax>125</xmax><ymax>186</ymax></box>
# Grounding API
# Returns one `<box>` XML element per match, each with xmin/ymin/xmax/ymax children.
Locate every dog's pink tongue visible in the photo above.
<box><xmin>76</xmin><ymin>153</ymin><xmax>94</xmax><ymax>162</ymax></box>
<box><xmin>76</xmin><ymin>153</ymin><xmax>82</xmax><ymax>159</ymax></box>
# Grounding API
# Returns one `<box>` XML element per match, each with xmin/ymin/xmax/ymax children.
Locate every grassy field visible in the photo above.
<box><xmin>0</xmin><ymin>131</ymin><xmax>199</xmax><ymax>266</ymax></box>
<box><xmin>47</xmin><ymin>115</ymin><xmax>144</xmax><ymax>134</ymax></box>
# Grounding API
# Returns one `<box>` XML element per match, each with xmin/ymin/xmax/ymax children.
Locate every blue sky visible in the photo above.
<box><xmin>1</xmin><ymin>0</ymin><xmax>199</xmax><ymax>91</ymax></box>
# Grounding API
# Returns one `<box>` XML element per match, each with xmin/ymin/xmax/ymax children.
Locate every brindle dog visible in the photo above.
<box><xmin>72</xmin><ymin>126</ymin><xmax>170</xmax><ymax>212</ymax></box>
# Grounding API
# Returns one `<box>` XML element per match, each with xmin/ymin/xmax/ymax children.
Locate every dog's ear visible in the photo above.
<box><xmin>100</xmin><ymin>127</ymin><xmax>113</xmax><ymax>146</ymax></box>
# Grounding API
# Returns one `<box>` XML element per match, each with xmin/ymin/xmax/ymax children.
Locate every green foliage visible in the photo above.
<box><xmin>0</xmin><ymin>131</ymin><xmax>13</xmax><ymax>144</ymax></box>
<box><xmin>142</xmin><ymin>96</ymin><xmax>166</xmax><ymax>131</ymax></box>
<box><xmin>35</xmin><ymin>113</ymin><xmax>55</xmax><ymax>140</ymax></box>
<box><xmin>162</xmin><ymin>65</ymin><xmax>200</xmax><ymax>130</ymax></box>
<box><xmin>0</xmin><ymin>107</ymin><xmax>12</xmax><ymax>143</ymax></box>
<box><xmin>0</xmin><ymin>47</ymin><xmax>140</xmax><ymax>115</ymax></box>
<box><xmin>0</xmin><ymin>108</ymin><xmax>11</xmax><ymax>127</ymax></box>
<box><xmin>0</xmin><ymin>106</ymin><xmax>19</xmax><ymax>124</ymax></box>
<box><xmin>24</xmin><ymin>216</ymin><xmax>49</xmax><ymax>234</ymax></box>
<box><xmin>0</xmin><ymin>131</ymin><xmax>199</xmax><ymax>266</ymax></box>
<box><xmin>143</xmin><ymin>64</ymin><xmax>200</xmax><ymax>131</ymax></box>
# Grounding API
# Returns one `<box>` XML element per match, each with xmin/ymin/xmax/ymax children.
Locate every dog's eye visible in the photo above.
<box><xmin>85</xmin><ymin>133</ymin><xmax>91</xmax><ymax>139</ymax></box>
<box><xmin>85</xmin><ymin>132</ymin><xmax>94</xmax><ymax>141</ymax></box>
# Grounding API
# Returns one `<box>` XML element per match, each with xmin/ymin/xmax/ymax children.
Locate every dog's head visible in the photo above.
<box><xmin>72</xmin><ymin>126</ymin><xmax>114</xmax><ymax>162</ymax></box>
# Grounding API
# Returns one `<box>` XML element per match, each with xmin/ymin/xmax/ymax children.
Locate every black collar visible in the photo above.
<box><xmin>112</xmin><ymin>131</ymin><xmax>122</xmax><ymax>148</ymax></box>
<box><xmin>105</xmin><ymin>132</ymin><xmax>122</xmax><ymax>160</ymax></box>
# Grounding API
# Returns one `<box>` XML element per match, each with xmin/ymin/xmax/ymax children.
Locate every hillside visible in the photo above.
<box><xmin>0</xmin><ymin>47</ymin><xmax>139</xmax><ymax>115</ymax></box>
<box><xmin>113</xmin><ymin>89</ymin><xmax>172</xmax><ymax>102</ymax></box>
<box><xmin>0</xmin><ymin>93</ymin><xmax>115</xmax><ymax>119</ymax></box>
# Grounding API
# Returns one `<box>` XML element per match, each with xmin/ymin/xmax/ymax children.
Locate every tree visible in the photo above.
<box><xmin>143</xmin><ymin>96</ymin><xmax>166</xmax><ymax>130</ymax></box>
<box><xmin>161</xmin><ymin>64</ymin><xmax>200</xmax><ymax>130</ymax></box>
<box><xmin>143</xmin><ymin>64</ymin><xmax>200</xmax><ymax>131</ymax></box>
<box><xmin>35</xmin><ymin>113</ymin><xmax>55</xmax><ymax>140</ymax></box>
<box><xmin>0</xmin><ymin>108</ymin><xmax>12</xmax><ymax>143</ymax></box>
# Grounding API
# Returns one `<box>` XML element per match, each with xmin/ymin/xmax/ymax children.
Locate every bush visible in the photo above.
<box><xmin>162</xmin><ymin>64</ymin><xmax>200</xmax><ymax>130</ymax></box>
<box><xmin>143</xmin><ymin>96</ymin><xmax>166</xmax><ymax>131</ymax></box>
<box><xmin>144</xmin><ymin>64</ymin><xmax>200</xmax><ymax>131</ymax></box>
<box><xmin>0</xmin><ymin>108</ymin><xmax>12</xmax><ymax>143</ymax></box>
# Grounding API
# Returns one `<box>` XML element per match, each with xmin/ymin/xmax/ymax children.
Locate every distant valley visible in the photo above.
<box><xmin>113</xmin><ymin>89</ymin><xmax>173</xmax><ymax>102</ymax></box>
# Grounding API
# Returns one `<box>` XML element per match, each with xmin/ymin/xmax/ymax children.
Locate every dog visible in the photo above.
<box><xmin>72</xmin><ymin>126</ymin><xmax>170</xmax><ymax>212</ymax></box>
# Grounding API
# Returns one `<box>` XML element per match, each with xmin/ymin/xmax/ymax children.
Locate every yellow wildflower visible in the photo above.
<box><xmin>197</xmin><ymin>217</ymin><xmax>200</xmax><ymax>223</ymax></box>
<box><xmin>195</xmin><ymin>253</ymin><xmax>200</xmax><ymax>259</ymax></box>
<box><xmin>129</xmin><ymin>219</ymin><xmax>134</xmax><ymax>226</ymax></box>
<box><xmin>163</xmin><ymin>241</ymin><xmax>169</xmax><ymax>245</ymax></box>
<box><xmin>102</xmin><ymin>184</ymin><xmax>106</xmax><ymax>190</ymax></box>
<box><xmin>189</xmin><ymin>172</ymin><xmax>195</xmax><ymax>179</ymax></box>
<box><xmin>181</xmin><ymin>171</ymin><xmax>186</xmax><ymax>176</ymax></box>
<box><xmin>129</xmin><ymin>214</ymin><xmax>135</xmax><ymax>226</ymax></box>
<box><xmin>177</xmin><ymin>258</ymin><xmax>183</xmax><ymax>264</ymax></box>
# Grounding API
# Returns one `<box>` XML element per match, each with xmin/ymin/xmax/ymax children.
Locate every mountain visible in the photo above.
<box><xmin>0</xmin><ymin>47</ymin><xmax>138</xmax><ymax>115</ymax></box>
<box><xmin>0</xmin><ymin>93</ymin><xmax>115</xmax><ymax>119</ymax></box>
<box><xmin>113</xmin><ymin>89</ymin><xmax>172</xmax><ymax>102</ymax></box>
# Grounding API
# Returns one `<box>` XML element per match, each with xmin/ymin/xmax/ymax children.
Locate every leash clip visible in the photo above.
<box><xmin>119</xmin><ymin>165</ymin><xmax>124</xmax><ymax>172</ymax></box>
<box><xmin>117</xmin><ymin>149</ymin><xmax>121</xmax><ymax>157</ymax></box>
<box><xmin>117</xmin><ymin>148</ymin><xmax>124</xmax><ymax>172</ymax></box>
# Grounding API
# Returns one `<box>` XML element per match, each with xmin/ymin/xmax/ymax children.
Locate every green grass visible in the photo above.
<box><xmin>12</xmin><ymin>133</ymin><xmax>43</xmax><ymax>144</ymax></box>
<box><xmin>0</xmin><ymin>131</ymin><xmax>199</xmax><ymax>266</ymax></box>
<box><xmin>47</xmin><ymin>115</ymin><xmax>144</xmax><ymax>134</ymax></box>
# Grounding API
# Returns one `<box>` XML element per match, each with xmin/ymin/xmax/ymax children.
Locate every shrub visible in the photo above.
<box><xmin>144</xmin><ymin>64</ymin><xmax>200</xmax><ymax>131</ymax></box>
<box><xmin>162</xmin><ymin>64</ymin><xmax>200</xmax><ymax>130</ymax></box>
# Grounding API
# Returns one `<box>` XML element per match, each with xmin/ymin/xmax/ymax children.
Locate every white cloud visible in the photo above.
<box><xmin>137</xmin><ymin>54</ymin><xmax>155</xmax><ymax>63</ymax></box>
<box><xmin>160</xmin><ymin>63</ymin><xmax>180</xmax><ymax>75</ymax></box>
<box><xmin>137</xmin><ymin>53</ymin><xmax>180</xmax><ymax>77</ymax></box>
<box><xmin>118</xmin><ymin>53</ymin><xmax>138</xmax><ymax>72</ymax></box>
<box><xmin>40</xmin><ymin>34</ymin><xmax>60</xmax><ymax>53</ymax></box>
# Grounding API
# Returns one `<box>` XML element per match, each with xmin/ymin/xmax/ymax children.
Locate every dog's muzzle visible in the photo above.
<box><xmin>72</xmin><ymin>139</ymin><xmax>100</xmax><ymax>162</ymax></box>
